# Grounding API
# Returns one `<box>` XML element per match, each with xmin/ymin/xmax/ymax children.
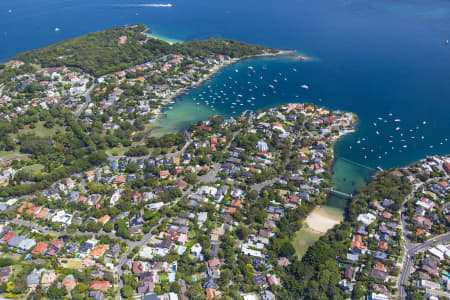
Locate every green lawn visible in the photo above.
<box><xmin>106</xmin><ymin>143</ymin><xmax>178</xmax><ymax>157</ymax></box>
<box><xmin>158</xmin><ymin>272</ymin><xmax>169</xmax><ymax>282</ymax></box>
<box><xmin>60</xmin><ymin>259</ymin><xmax>82</xmax><ymax>269</ymax></box>
<box><xmin>0</xmin><ymin>252</ymin><xmax>22</xmax><ymax>261</ymax></box>
<box><xmin>20</xmin><ymin>122</ymin><xmax>64</xmax><ymax>137</ymax></box>
<box><xmin>293</xmin><ymin>225</ymin><xmax>322</xmax><ymax>259</ymax></box>
<box><xmin>0</xmin><ymin>151</ymin><xmax>29</xmax><ymax>162</ymax></box>
<box><xmin>20</xmin><ymin>164</ymin><xmax>44</xmax><ymax>175</ymax></box>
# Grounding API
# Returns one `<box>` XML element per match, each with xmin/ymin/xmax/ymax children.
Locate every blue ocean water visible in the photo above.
<box><xmin>1</xmin><ymin>0</ymin><xmax>450</xmax><ymax>172</ymax></box>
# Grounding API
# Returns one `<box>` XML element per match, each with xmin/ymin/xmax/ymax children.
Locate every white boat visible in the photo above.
<box><xmin>395</xmin><ymin>127</ymin><xmax>400</xmax><ymax>131</ymax></box>
<box><xmin>293</xmin><ymin>68</ymin><xmax>297</xmax><ymax>72</ymax></box>
<box><xmin>394</xmin><ymin>119</ymin><xmax>401</xmax><ymax>122</ymax></box>
<box><xmin>300</xmin><ymin>84</ymin><xmax>309</xmax><ymax>89</ymax></box>
<box><xmin>55</xmin><ymin>27</ymin><xmax>61</xmax><ymax>32</ymax></box>
<box><xmin>268</xmin><ymin>84</ymin><xmax>275</xmax><ymax>89</ymax></box>
<box><xmin>143</xmin><ymin>4</ymin><xmax>173</xmax><ymax>7</ymax></box>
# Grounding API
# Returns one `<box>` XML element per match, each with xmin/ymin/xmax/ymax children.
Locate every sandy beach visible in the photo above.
<box><xmin>305</xmin><ymin>206</ymin><xmax>343</xmax><ymax>233</ymax></box>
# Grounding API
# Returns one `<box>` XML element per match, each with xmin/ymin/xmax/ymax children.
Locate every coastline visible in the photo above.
<box><xmin>304</xmin><ymin>205</ymin><xmax>343</xmax><ymax>233</ymax></box>
<box><xmin>146</xmin><ymin>32</ymin><xmax>184</xmax><ymax>45</ymax></box>
<box><xmin>153</xmin><ymin>49</ymin><xmax>296</xmax><ymax>123</ymax></box>
<box><xmin>293</xmin><ymin>112</ymin><xmax>358</xmax><ymax>257</ymax></box>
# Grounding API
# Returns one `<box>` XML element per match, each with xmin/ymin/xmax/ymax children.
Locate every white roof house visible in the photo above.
<box><xmin>197</xmin><ymin>212</ymin><xmax>208</xmax><ymax>225</ymax></box>
<box><xmin>139</xmin><ymin>246</ymin><xmax>153</xmax><ymax>259</ymax></box>
<box><xmin>369</xmin><ymin>293</ymin><xmax>389</xmax><ymax>300</ymax></box>
<box><xmin>52</xmin><ymin>211</ymin><xmax>73</xmax><ymax>226</ymax></box>
<box><xmin>428</xmin><ymin>248</ymin><xmax>445</xmax><ymax>260</ymax></box>
<box><xmin>357</xmin><ymin>213</ymin><xmax>377</xmax><ymax>226</ymax></box>
<box><xmin>110</xmin><ymin>189</ymin><xmax>121</xmax><ymax>207</ymax></box>
<box><xmin>416</xmin><ymin>198</ymin><xmax>435</xmax><ymax>210</ymax></box>
<box><xmin>256</xmin><ymin>140</ymin><xmax>269</xmax><ymax>152</ymax></box>
<box><xmin>242</xmin><ymin>294</ymin><xmax>259</xmax><ymax>300</ymax></box>
<box><xmin>198</xmin><ymin>186</ymin><xmax>217</xmax><ymax>197</ymax></box>
<box><xmin>241</xmin><ymin>244</ymin><xmax>263</xmax><ymax>258</ymax></box>
<box><xmin>420</xmin><ymin>279</ymin><xmax>441</xmax><ymax>290</ymax></box>
<box><xmin>167</xmin><ymin>293</ymin><xmax>178</xmax><ymax>300</ymax></box>
<box><xmin>145</xmin><ymin>202</ymin><xmax>164</xmax><ymax>210</ymax></box>
<box><xmin>191</xmin><ymin>243</ymin><xmax>202</xmax><ymax>257</ymax></box>
<box><xmin>18</xmin><ymin>238</ymin><xmax>36</xmax><ymax>252</ymax></box>
<box><xmin>436</xmin><ymin>244</ymin><xmax>450</xmax><ymax>258</ymax></box>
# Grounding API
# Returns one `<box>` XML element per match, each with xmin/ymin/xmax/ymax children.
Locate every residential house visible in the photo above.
<box><xmin>89</xmin><ymin>280</ymin><xmax>111</xmax><ymax>292</ymax></box>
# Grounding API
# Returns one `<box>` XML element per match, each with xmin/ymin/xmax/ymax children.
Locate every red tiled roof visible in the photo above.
<box><xmin>31</xmin><ymin>242</ymin><xmax>48</xmax><ymax>255</ymax></box>
<box><xmin>2</xmin><ymin>232</ymin><xmax>16</xmax><ymax>243</ymax></box>
<box><xmin>89</xmin><ymin>280</ymin><xmax>110</xmax><ymax>292</ymax></box>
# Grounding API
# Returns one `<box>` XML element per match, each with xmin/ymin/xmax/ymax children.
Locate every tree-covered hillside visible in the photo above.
<box><xmin>14</xmin><ymin>24</ymin><xmax>277</xmax><ymax>76</ymax></box>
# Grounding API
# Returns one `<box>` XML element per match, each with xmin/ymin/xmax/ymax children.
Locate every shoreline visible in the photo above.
<box><xmin>153</xmin><ymin>49</ymin><xmax>297</xmax><ymax>122</ymax></box>
<box><xmin>292</xmin><ymin>109</ymin><xmax>387</xmax><ymax>258</ymax></box>
<box><xmin>293</xmin><ymin>113</ymin><xmax>358</xmax><ymax>257</ymax></box>
<box><xmin>146</xmin><ymin>33</ymin><xmax>184</xmax><ymax>45</ymax></box>
<box><xmin>304</xmin><ymin>206</ymin><xmax>343</xmax><ymax>233</ymax></box>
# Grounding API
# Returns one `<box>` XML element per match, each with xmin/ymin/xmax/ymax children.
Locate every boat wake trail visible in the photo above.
<box><xmin>113</xmin><ymin>3</ymin><xmax>173</xmax><ymax>7</ymax></box>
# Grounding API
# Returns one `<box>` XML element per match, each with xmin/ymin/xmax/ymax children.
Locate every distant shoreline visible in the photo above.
<box><xmin>146</xmin><ymin>32</ymin><xmax>184</xmax><ymax>45</ymax></box>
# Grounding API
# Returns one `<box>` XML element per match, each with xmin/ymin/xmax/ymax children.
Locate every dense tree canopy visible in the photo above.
<box><xmin>15</xmin><ymin>24</ymin><xmax>277</xmax><ymax>76</ymax></box>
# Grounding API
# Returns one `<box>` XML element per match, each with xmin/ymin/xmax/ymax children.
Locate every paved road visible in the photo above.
<box><xmin>398</xmin><ymin>176</ymin><xmax>449</xmax><ymax>299</ymax></box>
<box><xmin>74</xmin><ymin>81</ymin><xmax>96</xmax><ymax>119</ymax></box>
<box><xmin>7</xmin><ymin>219</ymin><xmax>130</xmax><ymax>242</ymax></box>
<box><xmin>399</xmin><ymin>232</ymin><xmax>450</xmax><ymax>299</ymax></box>
<box><xmin>116</xmin><ymin>220</ymin><xmax>162</xmax><ymax>293</ymax></box>
<box><xmin>251</xmin><ymin>177</ymin><xmax>280</xmax><ymax>193</ymax></box>
<box><xmin>198</xmin><ymin>130</ymin><xmax>240</xmax><ymax>183</ymax></box>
